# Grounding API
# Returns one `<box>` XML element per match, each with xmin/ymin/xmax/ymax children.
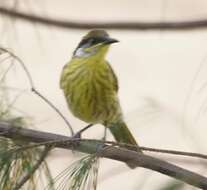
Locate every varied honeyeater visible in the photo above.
<box><xmin>60</xmin><ymin>30</ymin><xmax>141</xmax><ymax>168</ymax></box>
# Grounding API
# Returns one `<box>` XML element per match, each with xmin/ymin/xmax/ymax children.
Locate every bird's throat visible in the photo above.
<box><xmin>73</xmin><ymin>45</ymin><xmax>109</xmax><ymax>60</ymax></box>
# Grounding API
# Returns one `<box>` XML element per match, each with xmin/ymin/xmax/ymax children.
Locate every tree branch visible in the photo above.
<box><xmin>0</xmin><ymin>121</ymin><xmax>207</xmax><ymax>189</ymax></box>
<box><xmin>1</xmin><ymin>6</ymin><xmax>207</xmax><ymax>31</ymax></box>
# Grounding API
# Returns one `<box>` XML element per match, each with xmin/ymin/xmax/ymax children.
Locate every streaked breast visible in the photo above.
<box><xmin>61</xmin><ymin>59</ymin><xmax>122</xmax><ymax>123</ymax></box>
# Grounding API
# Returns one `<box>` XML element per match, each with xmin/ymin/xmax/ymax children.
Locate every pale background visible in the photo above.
<box><xmin>1</xmin><ymin>0</ymin><xmax>207</xmax><ymax>189</ymax></box>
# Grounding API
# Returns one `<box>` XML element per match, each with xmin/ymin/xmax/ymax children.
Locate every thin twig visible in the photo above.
<box><xmin>1</xmin><ymin>48</ymin><xmax>35</xmax><ymax>88</ymax></box>
<box><xmin>0</xmin><ymin>61</ymin><xmax>14</xmax><ymax>83</ymax></box>
<box><xmin>0</xmin><ymin>47</ymin><xmax>74</xmax><ymax>135</ymax></box>
<box><xmin>1</xmin><ymin>6</ymin><xmax>207</xmax><ymax>31</ymax></box>
<box><xmin>0</xmin><ymin>122</ymin><xmax>207</xmax><ymax>189</ymax></box>
<box><xmin>31</xmin><ymin>88</ymin><xmax>74</xmax><ymax>135</ymax></box>
<box><xmin>1</xmin><ymin>122</ymin><xmax>207</xmax><ymax>188</ymax></box>
<box><xmin>8</xmin><ymin>137</ymin><xmax>207</xmax><ymax>161</ymax></box>
<box><xmin>140</xmin><ymin>146</ymin><xmax>207</xmax><ymax>159</ymax></box>
<box><xmin>0</xmin><ymin>119</ymin><xmax>206</xmax><ymax>161</ymax></box>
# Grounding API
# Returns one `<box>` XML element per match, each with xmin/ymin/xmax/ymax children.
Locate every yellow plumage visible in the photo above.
<box><xmin>60</xmin><ymin>30</ymin><xmax>141</xmax><ymax>168</ymax></box>
<box><xmin>60</xmin><ymin>46</ymin><xmax>121</xmax><ymax>124</ymax></box>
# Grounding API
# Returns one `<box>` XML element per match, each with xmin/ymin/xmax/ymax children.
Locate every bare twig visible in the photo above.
<box><xmin>31</xmin><ymin>88</ymin><xmax>74</xmax><ymax>135</ymax></box>
<box><xmin>1</xmin><ymin>6</ymin><xmax>207</xmax><ymax>31</ymax></box>
<box><xmin>0</xmin><ymin>47</ymin><xmax>74</xmax><ymax>135</ymax></box>
<box><xmin>8</xmin><ymin>137</ymin><xmax>207</xmax><ymax>161</ymax></box>
<box><xmin>0</xmin><ymin>121</ymin><xmax>207</xmax><ymax>189</ymax></box>
<box><xmin>140</xmin><ymin>146</ymin><xmax>207</xmax><ymax>160</ymax></box>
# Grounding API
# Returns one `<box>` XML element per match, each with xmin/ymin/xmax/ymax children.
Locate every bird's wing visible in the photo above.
<box><xmin>106</xmin><ymin>62</ymin><xmax>119</xmax><ymax>92</ymax></box>
<box><xmin>60</xmin><ymin>64</ymin><xmax>69</xmax><ymax>89</ymax></box>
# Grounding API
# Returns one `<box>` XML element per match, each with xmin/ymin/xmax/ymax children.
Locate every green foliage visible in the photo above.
<box><xmin>0</xmin><ymin>138</ymin><xmax>53</xmax><ymax>189</ymax></box>
<box><xmin>46</xmin><ymin>154</ymin><xmax>99</xmax><ymax>190</ymax></box>
<box><xmin>0</xmin><ymin>48</ymin><xmax>55</xmax><ymax>189</ymax></box>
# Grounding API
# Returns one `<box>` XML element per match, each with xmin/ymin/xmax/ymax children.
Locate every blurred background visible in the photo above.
<box><xmin>1</xmin><ymin>0</ymin><xmax>207</xmax><ymax>189</ymax></box>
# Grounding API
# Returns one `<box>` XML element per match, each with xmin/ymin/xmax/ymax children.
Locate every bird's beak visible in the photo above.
<box><xmin>104</xmin><ymin>37</ymin><xmax>119</xmax><ymax>44</ymax></box>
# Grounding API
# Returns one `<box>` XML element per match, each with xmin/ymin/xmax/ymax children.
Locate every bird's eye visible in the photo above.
<box><xmin>89</xmin><ymin>38</ymin><xmax>96</xmax><ymax>45</ymax></box>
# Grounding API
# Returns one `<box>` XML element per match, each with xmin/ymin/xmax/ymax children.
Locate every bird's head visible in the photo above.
<box><xmin>73</xmin><ymin>30</ymin><xmax>119</xmax><ymax>58</ymax></box>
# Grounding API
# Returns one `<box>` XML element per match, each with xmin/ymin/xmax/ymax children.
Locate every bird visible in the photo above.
<box><xmin>60</xmin><ymin>29</ymin><xmax>141</xmax><ymax>168</ymax></box>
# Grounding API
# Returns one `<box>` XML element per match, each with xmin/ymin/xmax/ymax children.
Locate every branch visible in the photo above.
<box><xmin>1</xmin><ymin>6</ymin><xmax>207</xmax><ymax>31</ymax></box>
<box><xmin>0</xmin><ymin>122</ymin><xmax>207</xmax><ymax>189</ymax></box>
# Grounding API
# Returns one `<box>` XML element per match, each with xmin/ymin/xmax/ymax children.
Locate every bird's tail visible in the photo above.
<box><xmin>107</xmin><ymin>121</ymin><xmax>142</xmax><ymax>168</ymax></box>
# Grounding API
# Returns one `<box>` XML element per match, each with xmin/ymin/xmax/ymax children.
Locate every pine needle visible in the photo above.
<box><xmin>0</xmin><ymin>137</ymin><xmax>55</xmax><ymax>189</ymax></box>
<box><xmin>0</xmin><ymin>47</ymin><xmax>55</xmax><ymax>189</ymax></box>
<box><xmin>45</xmin><ymin>154</ymin><xmax>100</xmax><ymax>190</ymax></box>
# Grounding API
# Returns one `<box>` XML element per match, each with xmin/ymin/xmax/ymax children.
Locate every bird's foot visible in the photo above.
<box><xmin>71</xmin><ymin>124</ymin><xmax>94</xmax><ymax>149</ymax></box>
<box><xmin>72</xmin><ymin>123</ymin><xmax>94</xmax><ymax>139</ymax></box>
<box><xmin>72</xmin><ymin>131</ymin><xmax>82</xmax><ymax>139</ymax></box>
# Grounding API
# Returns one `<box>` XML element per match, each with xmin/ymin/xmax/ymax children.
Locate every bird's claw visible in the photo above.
<box><xmin>72</xmin><ymin>131</ymin><xmax>82</xmax><ymax>139</ymax></box>
<box><xmin>71</xmin><ymin>132</ymin><xmax>82</xmax><ymax>150</ymax></box>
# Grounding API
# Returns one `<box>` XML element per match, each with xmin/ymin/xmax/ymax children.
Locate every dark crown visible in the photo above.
<box><xmin>76</xmin><ymin>30</ymin><xmax>109</xmax><ymax>50</ymax></box>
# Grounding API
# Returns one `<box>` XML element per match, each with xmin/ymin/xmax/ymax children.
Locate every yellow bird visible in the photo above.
<box><xmin>60</xmin><ymin>30</ymin><xmax>141</xmax><ymax>168</ymax></box>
